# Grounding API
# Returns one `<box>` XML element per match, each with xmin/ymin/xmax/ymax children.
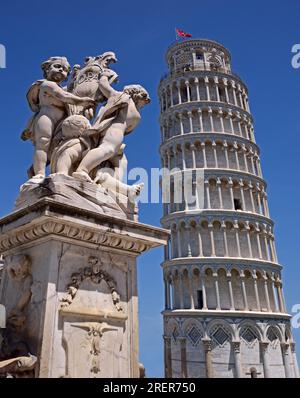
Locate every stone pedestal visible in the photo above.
<box><xmin>0</xmin><ymin>198</ymin><xmax>168</xmax><ymax>378</ymax></box>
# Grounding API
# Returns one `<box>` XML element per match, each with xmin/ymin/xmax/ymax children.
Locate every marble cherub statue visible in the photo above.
<box><xmin>21</xmin><ymin>56</ymin><xmax>95</xmax><ymax>182</ymax></box>
<box><xmin>72</xmin><ymin>72</ymin><xmax>151</xmax><ymax>183</ymax></box>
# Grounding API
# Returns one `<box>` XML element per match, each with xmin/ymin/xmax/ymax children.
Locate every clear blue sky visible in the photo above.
<box><xmin>1</xmin><ymin>0</ymin><xmax>300</xmax><ymax>377</ymax></box>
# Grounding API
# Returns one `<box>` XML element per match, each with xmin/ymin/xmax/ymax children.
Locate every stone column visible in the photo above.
<box><xmin>205</xmin><ymin>180</ymin><xmax>211</xmax><ymax>209</ymax></box>
<box><xmin>188</xmin><ymin>111</ymin><xmax>193</xmax><ymax>133</ymax></box>
<box><xmin>260</xmin><ymin>342</ymin><xmax>270</xmax><ymax>378</ymax></box>
<box><xmin>213</xmin><ymin>272</ymin><xmax>221</xmax><ymax>310</ymax></box>
<box><xmin>200</xmin><ymin>273</ymin><xmax>208</xmax><ymax>310</ymax></box>
<box><xmin>202</xmin><ymin>339</ymin><xmax>213</xmax><ymax>378</ymax></box>
<box><xmin>263</xmin><ymin>276</ymin><xmax>271</xmax><ymax>312</ymax></box>
<box><xmin>201</xmin><ymin>142</ymin><xmax>207</xmax><ymax>168</ymax></box>
<box><xmin>290</xmin><ymin>343</ymin><xmax>300</xmax><ymax>378</ymax></box>
<box><xmin>229</xmin><ymin>178</ymin><xmax>235</xmax><ymax>210</ymax></box>
<box><xmin>164</xmin><ymin>336</ymin><xmax>172</xmax><ymax>378</ymax></box>
<box><xmin>188</xmin><ymin>270</ymin><xmax>195</xmax><ymax>310</ymax></box>
<box><xmin>239</xmin><ymin>180</ymin><xmax>246</xmax><ymax>210</ymax></box>
<box><xmin>249</xmin><ymin>184</ymin><xmax>255</xmax><ymax>213</ymax></box>
<box><xmin>234</xmin><ymin>221</ymin><xmax>241</xmax><ymax>257</ymax></box>
<box><xmin>209</xmin><ymin>223</ymin><xmax>216</xmax><ymax>257</ymax></box>
<box><xmin>179</xmin><ymin>113</ymin><xmax>184</xmax><ymax>135</ymax></box>
<box><xmin>170</xmin><ymin>85</ymin><xmax>174</xmax><ymax>107</ymax></box>
<box><xmin>195</xmin><ymin>77</ymin><xmax>200</xmax><ymax>101</ymax></box>
<box><xmin>179</xmin><ymin>337</ymin><xmax>188</xmax><ymax>378</ymax></box>
<box><xmin>240</xmin><ymin>273</ymin><xmax>249</xmax><ymax>311</ymax></box>
<box><xmin>232</xmin><ymin>341</ymin><xmax>243</xmax><ymax>378</ymax></box>
<box><xmin>179</xmin><ymin>271</ymin><xmax>184</xmax><ymax>309</ymax></box>
<box><xmin>253</xmin><ymin>275</ymin><xmax>261</xmax><ymax>311</ymax></box>
<box><xmin>223</xmin><ymin>141</ymin><xmax>229</xmax><ymax>168</ymax></box>
<box><xmin>212</xmin><ymin>141</ymin><xmax>218</xmax><ymax>167</ymax></box>
<box><xmin>245</xmin><ymin>221</ymin><xmax>253</xmax><ymax>257</ymax></box>
<box><xmin>177</xmin><ymin>82</ymin><xmax>182</xmax><ymax>104</ymax></box>
<box><xmin>233</xmin><ymin>142</ymin><xmax>240</xmax><ymax>170</ymax></box>
<box><xmin>197</xmin><ymin>225</ymin><xmax>204</xmax><ymax>257</ymax></box>
<box><xmin>281</xmin><ymin>343</ymin><xmax>293</xmax><ymax>378</ymax></box>
<box><xmin>217</xmin><ymin>178</ymin><xmax>223</xmax><ymax>209</ymax></box>
<box><xmin>227</xmin><ymin>272</ymin><xmax>235</xmax><ymax>310</ymax></box>
<box><xmin>198</xmin><ymin>109</ymin><xmax>203</xmax><ymax>132</ymax></box>
<box><xmin>218</xmin><ymin>109</ymin><xmax>225</xmax><ymax>132</ymax></box>
<box><xmin>204</xmin><ymin>76</ymin><xmax>210</xmax><ymax>101</ymax></box>
<box><xmin>221</xmin><ymin>222</ymin><xmax>229</xmax><ymax>256</ymax></box>
<box><xmin>185</xmin><ymin>80</ymin><xmax>190</xmax><ymax>102</ymax></box>
<box><xmin>208</xmin><ymin>107</ymin><xmax>214</xmax><ymax>131</ymax></box>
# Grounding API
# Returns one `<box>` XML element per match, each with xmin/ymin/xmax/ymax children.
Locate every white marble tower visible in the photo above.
<box><xmin>158</xmin><ymin>39</ymin><xmax>299</xmax><ymax>378</ymax></box>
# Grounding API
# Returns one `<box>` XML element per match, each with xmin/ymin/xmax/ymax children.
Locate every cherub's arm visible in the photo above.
<box><xmin>43</xmin><ymin>81</ymin><xmax>94</xmax><ymax>106</ymax></box>
<box><xmin>99</xmin><ymin>75</ymin><xmax>121</xmax><ymax>99</ymax></box>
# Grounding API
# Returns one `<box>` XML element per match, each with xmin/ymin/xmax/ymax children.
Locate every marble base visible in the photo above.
<box><xmin>0</xmin><ymin>198</ymin><xmax>168</xmax><ymax>378</ymax></box>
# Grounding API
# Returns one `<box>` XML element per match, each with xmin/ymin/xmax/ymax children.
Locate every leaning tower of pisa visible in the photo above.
<box><xmin>158</xmin><ymin>39</ymin><xmax>299</xmax><ymax>378</ymax></box>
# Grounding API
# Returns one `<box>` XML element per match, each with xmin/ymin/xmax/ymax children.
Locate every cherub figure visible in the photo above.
<box><xmin>21</xmin><ymin>56</ymin><xmax>95</xmax><ymax>182</ymax></box>
<box><xmin>72</xmin><ymin>72</ymin><xmax>151</xmax><ymax>183</ymax></box>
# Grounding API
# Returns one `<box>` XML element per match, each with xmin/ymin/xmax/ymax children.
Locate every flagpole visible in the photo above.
<box><xmin>175</xmin><ymin>28</ymin><xmax>178</xmax><ymax>42</ymax></box>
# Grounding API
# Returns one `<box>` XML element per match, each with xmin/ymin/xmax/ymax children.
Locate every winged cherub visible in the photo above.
<box><xmin>21</xmin><ymin>56</ymin><xmax>95</xmax><ymax>182</ymax></box>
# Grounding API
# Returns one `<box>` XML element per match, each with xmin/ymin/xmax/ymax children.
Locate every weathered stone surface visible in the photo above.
<box><xmin>0</xmin><ymin>200</ymin><xmax>169</xmax><ymax>378</ymax></box>
<box><xmin>16</xmin><ymin>174</ymin><xmax>137</xmax><ymax>221</ymax></box>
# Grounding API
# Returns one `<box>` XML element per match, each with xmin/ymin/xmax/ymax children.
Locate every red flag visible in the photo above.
<box><xmin>176</xmin><ymin>28</ymin><xmax>192</xmax><ymax>38</ymax></box>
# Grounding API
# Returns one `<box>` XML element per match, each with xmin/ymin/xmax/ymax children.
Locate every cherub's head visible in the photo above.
<box><xmin>123</xmin><ymin>84</ymin><xmax>151</xmax><ymax>109</ymax></box>
<box><xmin>41</xmin><ymin>56</ymin><xmax>71</xmax><ymax>83</ymax></box>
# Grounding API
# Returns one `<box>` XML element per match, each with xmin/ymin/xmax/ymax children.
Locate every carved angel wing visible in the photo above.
<box><xmin>26</xmin><ymin>80</ymin><xmax>44</xmax><ymax>113</ymax></box>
